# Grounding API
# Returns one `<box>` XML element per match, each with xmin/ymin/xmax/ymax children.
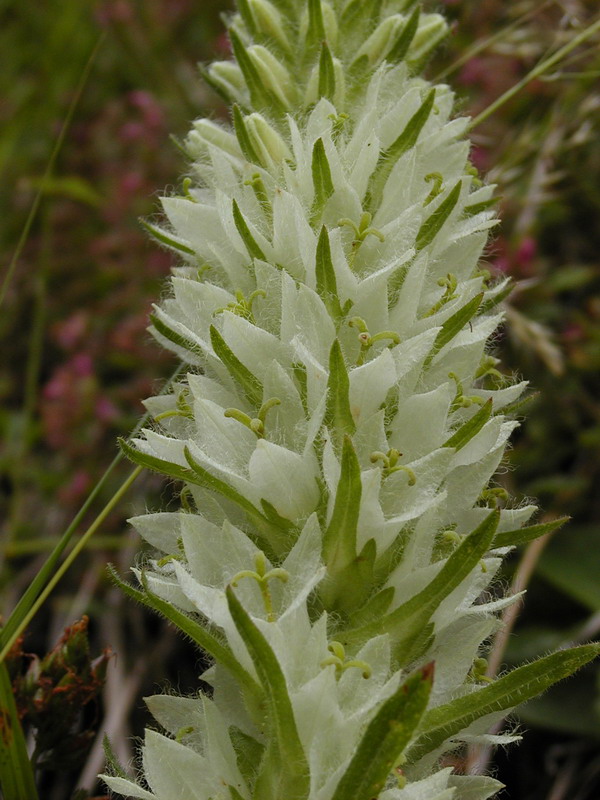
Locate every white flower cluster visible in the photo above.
<box><xmin>103</xmin><ymin>2</ymin><xmax>597</xmax><ymax>799</ymax></box>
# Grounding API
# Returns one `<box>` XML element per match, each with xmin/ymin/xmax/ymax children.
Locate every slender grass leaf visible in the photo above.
<box><xmin>325</xmin><ymin>340</ymin><xmax>356</xmax><ymax>442</ymax></box>
<box><xmin>232</xmin><ymin>104</ymin><xmax>263</xmax><ymax>165</ymax></box>
<box><xmin>140</xmin><ymin>219</ymin><xmax>195</xmax><ymax>256</ymax></box>
<box><xmin>315</xmin><ymin>226</ymin><xmax>343</xmax><ymax>321</ymax></box>
<box><xmin>232</xmin><ymin>198</ymin><xmax>266</xmax><ymax>261</ymax></box>
<box><xmin>368</xmin><ymin>88</ymin><xmax>436</xmax><ymax>206</ymax></box>
<box><xmin>226</xmin><ymin>587</ymin><xmax>310</xmax><ymax>799</ymax></box>
<box><xmin>331</xmin><ymin>665</ymin><xmax>433</xmax><ymax>800</ymax></box>
<box><xmin>322</xmin><ymin>435</ymin><xmax>362</xmax><ymax>573</ymax></box>
<box><xmin>150</xmin><ymin>313</ymin><xmax>204</xmax><ymax>359</ymax></box>
<box><xmin>407</xmin><ymin>643</ymin><xmax>600</xmax><ymax>764</ymax></box>
<box><xmin>343</xmin><ymin>511</ymin><xmax>499</xmax><ymax>661</ymax></box>
<box><xmin>443</xmin><ymin>398</ymin><xmax>492</xmax><ymax>451</ymax></box>
<box><xmin>424</xmin><ymin>292</ymin><xmax>483</xmax><ymax>368</ymax></box>
<box><xmin>108</xmin><ymin>565</ymin><xmax>262</xmax><ymax>702</ymax></box>
<box><xmin>387</xmin><ymin>6</ymin><xmax>420</xmax><ymax>63</ymax></box>
<box><xmin>318</xmin><ymin>41</ymin><xmax>336</xmax><ymax>101</ymax></box>
<box><xmin>416</xmin><ymin>180</ymin><xmax>462</xmax><ymax>251</ymax></box>
<box><xmin>311</xmin><ymin>140</ymin><xmax>335</xmax><ymax>222</ymax></box>
<box><xmin>0</xmin><ymin>365</ymin><xmax>183</xmax><ymax>662</ymax></box>
<box><xmin>493</xmin><ymin>516</ymin><xmax>569</xmax><ymax>550</ymax></box>
<box><xmin>209</xmin><ymin>324</ymin><xmax>264</xmax><ymax>406</ymax></box>
<box><xmin>0</xmin><ymin>662</ymin><xmax>39</xmax><ymax>800</ymax></box>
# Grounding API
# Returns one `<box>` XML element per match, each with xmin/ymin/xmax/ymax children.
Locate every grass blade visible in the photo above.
<box><xmin>0</xmin><ymin>662</ymin><xmax>39</xmax><ymax>800</ymax></box>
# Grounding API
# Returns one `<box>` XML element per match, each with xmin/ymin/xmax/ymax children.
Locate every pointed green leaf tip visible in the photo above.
<box><xmin>226</xmin><ymin>586</ymin><xmax>310</xmax><ymax>799</ymax></box>
<box><xmin>209</xmin><ymin>324</ymin><xmax>264</xmax><ymax>406</ymax></box>
<box><xmin>312</xmin><ymin>139</ymin><xmax>335</xmax><ymax>223</ymax></box>
<box><xmin>322</xmin><ymin>435</ymin><xmax>362</xmax><ymax>574</ymax></box>
<box><xmin>315</xmin><ymin>225</ymin><xmax>343</xmax><ymax>320</ymax></box>
<box><xmin>319</xmin><ymin>41</ymin><xmax>336</xmax><ymax>101</ymax></box>
<box><xmin>325</xmin><ymin>339</ymin><xmax>356</xmax><ymax>443</ymax></box>
<box><xmin>408</xmin><ymin>643</ymin><xmax>600</xmax><ymax>764</ymax></box>
<box><xmin>332</xmin><ymin>665</ymin><xmax>433</xmax><ymax>800</ymax></box>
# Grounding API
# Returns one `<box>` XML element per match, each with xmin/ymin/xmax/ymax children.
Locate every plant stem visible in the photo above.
<box><xmin>468</xmin><ymin>15</ymin><xmax>600</xmax><ymax>130</ymax></box>
<box><xmin>434</xmin><ymin>0</ymin><xmax>555</xmax><ymax>82</ymax></box>
<box><xmin>0</xmin><ymin>363</ymin><xmax>184</xmax><ymax>659</ymax></box>
<box><xmin>0</xmin><ymin>33</ymin><xmax>105</xmax><ymax>309</ymax></box>
<box><xmin>0</xmin><ymin>467</ymin><xmax>143</xmax><ymax>666</ymax></box>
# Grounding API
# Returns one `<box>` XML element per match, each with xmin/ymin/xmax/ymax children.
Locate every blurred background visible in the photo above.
<box><xmin>0</xmin><ymin>1</ymin><xmax>599</xmax><ymax>797</ymax></box>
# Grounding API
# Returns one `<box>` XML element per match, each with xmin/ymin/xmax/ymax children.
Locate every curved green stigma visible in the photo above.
<box><xmin>214</xmin><ymin>288</ymin><xmax>266</xmax><ymax>323</ymax></box>
<box><xmin>224</xmin><ymin>397</ymin><xmax>280</xmax><ymax>437</ymax></box>
<box><xmin>424</xmin><ymin>273</ymin><xmax>458</xmax><ymax>317</ymax></box>
<box><xmin>348</xmin><ymin>316</ymin><xmax>400</xmax><ymax>365</ymax></box>
<box><xmin>320</xmin><ymin>641</ymin><xmax>372</xmax><ymax>680</ymax></box>
<box><xmin>479</xmin><ymin>487</ymin><xmax>509</xmax><ymax>508</ymax></box>
<box><xmin>154</xmin><ymin>387</ymin><xmax>194</xmax><ymax>422</ymax></box>
<box><xmin>230</xmin><ymin>551</ymin><xmax>289</xmax><ymax>622</ymax></box>
<box><xmin>448</xmin><ymin>371</ymin><xmax>485</xmax><ymax>410</ymax></box>
<box><xmin>370</xmin><ymin>448</ymin><xmax>416</xmax><ymax>484</ymax></box>
<box><xmin>423</xmin><ymin>172</ymin><xmax>444</xmax><ymax>206</ymax></box>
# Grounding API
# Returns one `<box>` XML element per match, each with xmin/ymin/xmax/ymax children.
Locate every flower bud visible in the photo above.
<box><xmin>245</xmin><ymin>112</ymin><xmax>292</xmax><ymax>167</ymax></box>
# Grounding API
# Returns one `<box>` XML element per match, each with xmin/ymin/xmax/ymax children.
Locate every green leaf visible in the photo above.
<box><xmin>108</xmin><ymin>566</ymin><xmax>263</xmax><ymax>703</ymax></box>
<box><xmin>493</xmin><ymin>516</ymin><xmax>569</xmax><ymax>550</ymax></box>
<box><xmin>479</xmin><ymin>280</ymin><xmax>513</xmax><ymax>314</ymax></box>
<box><xmin>325</xmin><ymin>340</ymin><xmax>356</xmax><ymax>443</ymax></box>
<box><xmin>343</xmin><ymin>511</ymin><xmax>499</xmax><ymax>663</ymax></box>
<box><xmin>407</xmin><ymin>644</ymin><xmax>600</xmax><ymax>764</ymax></box>
<box><xmin>311</xmin><ymin>140</ymin><xmax>335</xmax><ymax>222</ymax></box>
<box><xmin>119</xmin><ymin>440</ymin><xmax>277</xmax><ymax>547</ymax></box>
<box><xmin>443</xmin><ymin>398</ymin><xmax>492</xmax><ymax>451</ymax></box>
<box><xmin>229</xmin><ymin>727</ymin><xmax>265</xmax><ymax>787</ymax></box>
<box><xmin>102</xmin><ymin>735</ymin><xmax>128</xmax><ymax>780</ymax></box>
<box><xmin>424</xmin><ymin>292</ymin><xmax>483</xmax><ymax>368</ymax></box>
<box><xmin>369</xmin><ymin>88</ymin><xmax>436</xmax><ymax>206</ymax></box>
<box><xmin>341</xmin><ymin>0</ymin><xmax>383</xmax><ymax>35</ymax></box>
<box><xmin>463</xmin><ymin>197</ymin><xmax>498</xmax><ymax>217</ymax></box>
<box><xmin>348</xmin><ymin>586</ymin><xmax>395</xmax><ymax>629</ymax></box>
<box><xmin>150</xmin><ymin>313</ymin><xmax>204</xmax><ymax>359</ymax></box>
<box><xmin>209</xmin><ymin>324</ymin><xmax>264</xmax><ymax>406</ymax></box>
<box><xmin>387</xmin><ymin>6</ymin><xmax>420</xmax><ymax>63</ymax></box>
<box><xmin>322</xmin><ymin>435</ymin><xmax>362</xmax><ymax>573</ymax></box>
<box><xmin>232</xmin><ymin>104</ymin><xmax>263</xmax><ymax>165</ymax></box>
<box><xmin>140</xmin><ymin>219</ymin><xmax>196</xmax><ymax>256</ymax></box>
<box><xmin>229</xmin><ymin>28</ymin><xmax>286</xmax><ymax>114</ymax></box>
<box><xmin>226</xmin><ymin>587</ymin><xmax>310</xmax><ymax>799</ymax></box>
<box><xmin>232</xmin><ymin>198</ymin><xmax>266</xmax><ymax>261</ymax></box>
<box><xmin>315</xmin><ymin>225</ymin><xmax>343</xmax><ymax>321</ymax></box>
<box><xmin>538</xmin><ymin>524</ymin><xmax>600</xmax><ymax>610</ymax></box>
<box><xmin>0</xmin><ymin>662</ymin><xmax>40</xmax><ymax>800</ymax></box>
<box><xmin>306</xmin><ymin>0</ymin><xmax>326</xmax><ymax>48</ymax></box>
<box><xmin>236</xmin><ymin>0</ymin><xmax>258</xmax><ymax>38</ymax></box>
<box><xmin>32</xmin><ymin>174</ymin><xmax>102</xmax><ymax>206</ymax></box>
<box><xmin>318</xmin><ymin>41</ymin><xmax>336</xmax><ymax>101</ymax></box>
<box><xmin>416</xmin><ymin>180</ymin><xmax>462</xmax><ymax>251</ymax></box>
<box><xmin>387</xmin><ymin>258</ymin><xmax>413</xmax><ymax>310</ymax></box>
<box><xmin>331</xmin><ymin>665</ymin><xmax>433</xmax><ymax>800</ymax></box>
<box><xmin>322</xmin><ymin>539</ymin><xmax>377</xmax><ymax>614</ymax></box>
